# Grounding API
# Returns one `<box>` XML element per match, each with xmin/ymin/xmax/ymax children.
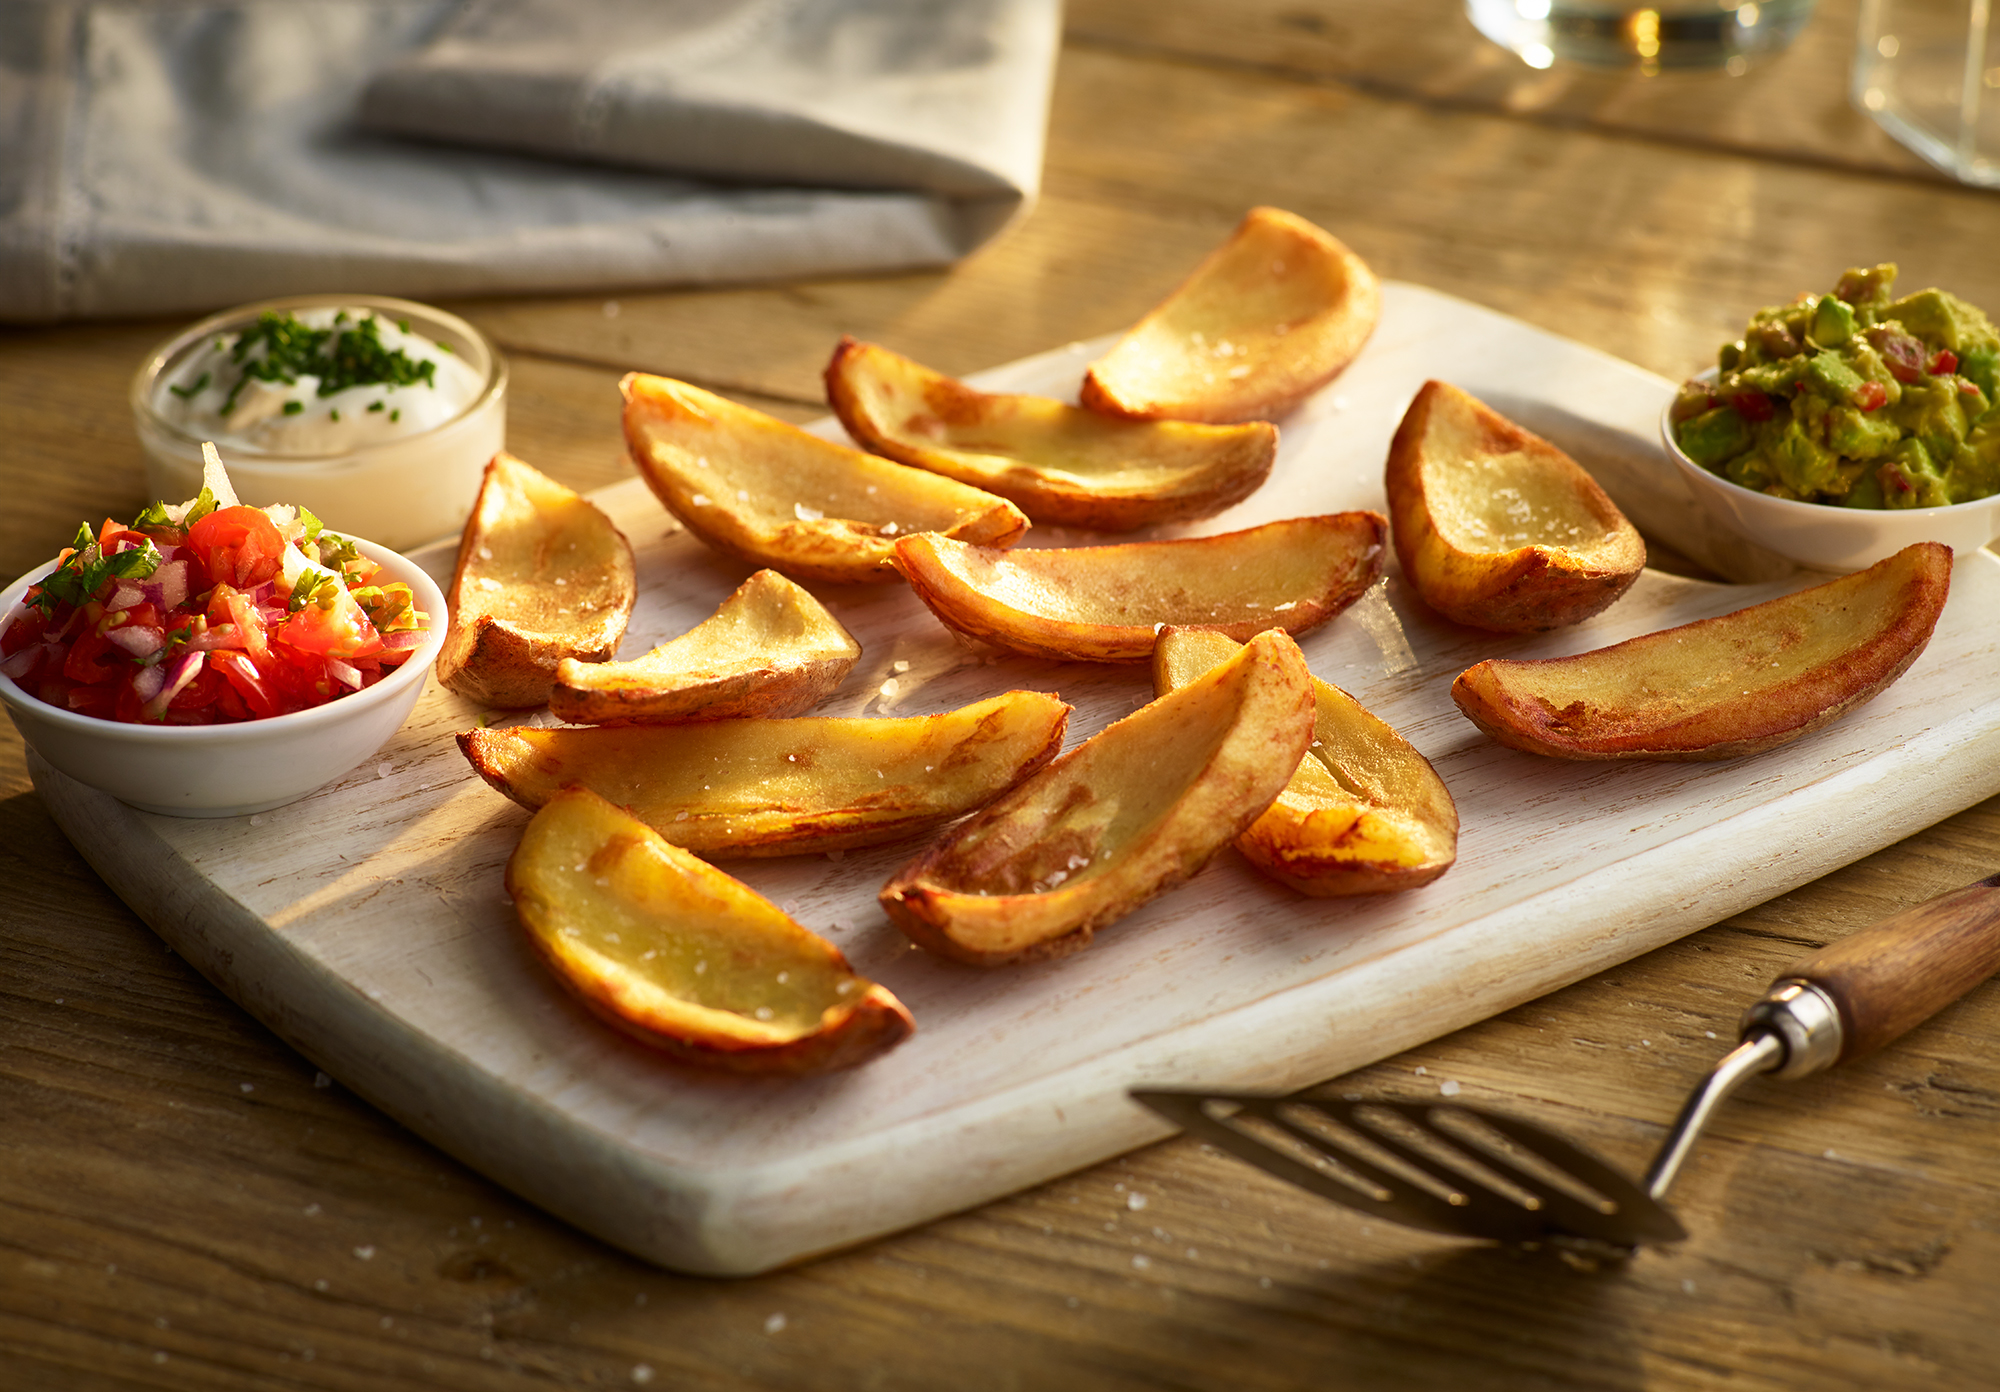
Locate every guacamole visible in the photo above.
<box><xmin>1671</xmin><ymin>264</ymin><xmax>2000</xmax><ymax>509</ymax></box>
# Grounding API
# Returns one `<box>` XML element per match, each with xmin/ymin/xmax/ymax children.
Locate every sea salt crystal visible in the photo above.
<box><xmin>690</xmin><ymin>494</ymin><xmax>711</xmax><ymax>508</ymax></box>
<box><xmin>353</xmin><ymin>1246</ymin><xmax>375</xmax><ymax>1260</ymax></box>
<box><xmin>764</xmin><ymin>1313</ymin><xmax>787</xmax><ymax>1335</ymax></box>
<box><xmin>1439</xmin><ymin>1080</ymin><xmax>1461</xmax><ymax>1097</ymax></box>
<box><xmin>794</xmin><ymin>503</ymin><xmax>824</xmax><ymax>522</ymax></box>
<box><xmin>632</xmin><ymin>1367</ymin><xmax>655</xmax><ymax>1386</ymax></box>
<box><xmin>1127</xmin><ymin>1193</ymin><xmax>1147</xmax><ymax>1211</ymax></box>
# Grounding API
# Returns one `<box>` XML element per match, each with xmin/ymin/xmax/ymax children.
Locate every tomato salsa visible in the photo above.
<box><xmin>0</xmin><ymin>488</ymin><xmax>429</xmax><ymax>724</ymax></box>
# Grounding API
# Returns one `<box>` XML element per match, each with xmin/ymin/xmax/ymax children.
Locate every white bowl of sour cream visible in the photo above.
<box><xmin>132</xmin><ymin>296</ymin><xmax>507</xmax><ymax>552</ymax></box>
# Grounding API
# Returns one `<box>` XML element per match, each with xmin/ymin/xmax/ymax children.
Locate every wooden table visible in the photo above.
<box><xmin>7</xmin><ymin>2</ymin><xmax>2000</xmax><ymax>1386</ymax></box>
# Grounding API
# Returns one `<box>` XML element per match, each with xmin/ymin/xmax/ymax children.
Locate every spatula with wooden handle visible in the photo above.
<box><xmin>1134</xmin><ymin>872</ymin><xmax>2000</xmax><ymax>1248</ymax></box>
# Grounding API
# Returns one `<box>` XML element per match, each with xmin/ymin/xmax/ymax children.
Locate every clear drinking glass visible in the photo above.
<box><xmin>1466</xmin><ymin>0</ymin><xmax>1819</xmax><ymax>71</ymax></box>
<box><xmin>1854</xmin><ymin>0</ymin><xmax>2000</xmax><ymax>185</ymax></box>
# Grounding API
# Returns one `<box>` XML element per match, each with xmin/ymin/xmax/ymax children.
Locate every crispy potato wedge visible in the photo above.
<box><xmin>880</xmin><ymin>630</ymin><xmax>1316</xmax><ymax>966</ymax></box>
<box><xmin>507</xmin><ymin>787</ymin><xmax>912</xmax><ymax>1074</ymax></box>
<box><xmin>548</xmin><ymin>569</ymin><xmax>859</xmax><ymax>725</ymax></box>
<box><xmin>1080</xmin><ymin>207</ymin><xmax>1381</xmax><ymax>424</ymax></box>
<box><xmin>892</xmin><ymin>513</ymin><xmax>1386</xmax><ymax>663</ymax></box>
<box><xmin>1452</xmin><ymin>542</ymin><xmax>1952</xmax><ymax>761</ymax></box>
<box><xmin>824</xmin><ymin>337</ymin><xmax>1278</xmax><ymax>531</ymax></box>
<box><xmin>1154</xmin><ymin>628</ymin><xmax>1457</xmax><ymax>895</ymax></box>
<box><xmin>622</xmin><ymin>372</ymin><xmax>1027</xmax><ymax>584</ymax></box>
<box><xmin>1386</xmin><ymin>381</ymin><xmax>1645</xmax><ymax>633</ymax></box>
<box><xmin>438</xmin><ymin>452</ymin><xmax>636</xmax><ymax>708</ymax></box>
<box><xmin>461</xmin><ymin>690</ymin><xmax>1070</xmax><ymax>857</ymax></box>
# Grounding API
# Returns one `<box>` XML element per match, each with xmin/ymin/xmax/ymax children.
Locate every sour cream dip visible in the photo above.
<box><xmin>134</xmin><ymin>296</ymin><xmax>507</xmax><ymax>551</ymax></box>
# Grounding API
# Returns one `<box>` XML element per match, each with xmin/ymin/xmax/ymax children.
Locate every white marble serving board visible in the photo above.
<box><xmin>34</xmin><ymin>283</ymin><xmax>2000</xmax><ymax>1274</ymax></box>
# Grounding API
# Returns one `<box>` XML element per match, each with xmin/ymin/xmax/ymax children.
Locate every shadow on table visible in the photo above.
<box><xmin>1220</xmin><ymin>1239</ymin><xmax>1656</xmax><ymax>1391</ymax></box>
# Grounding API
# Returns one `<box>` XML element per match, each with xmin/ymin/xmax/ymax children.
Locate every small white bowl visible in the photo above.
<box><xmin>132</xmin><ymin>295</ymin><xmax>507</xmax><ymax>552</ymax></box>
<box><xmin>1659</xmin><ymin>378</ymin><xmax>2000</xmax><ymax>573</ymax></box>
<box><xmin>0</xmin><ymin>539</ymin><xmax>446</xmax><ymax>817</ymax></box>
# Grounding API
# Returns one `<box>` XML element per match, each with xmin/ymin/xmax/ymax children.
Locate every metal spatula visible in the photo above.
<box><xmin>1134</xmin><ymin>872</ymin><xmax>2000</xmax><ymax>1248</ymax></box>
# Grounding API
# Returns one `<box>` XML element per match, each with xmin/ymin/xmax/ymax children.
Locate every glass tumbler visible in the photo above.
<box><xmin>1466</xmin><ymin>0</ymin><xmax>1819</xmax><ymax>71</ymax></box>
<box><xmin>1854</xmin><ymin>0</ymin><xmax>2000</xmax><ymax>185</ymax></box>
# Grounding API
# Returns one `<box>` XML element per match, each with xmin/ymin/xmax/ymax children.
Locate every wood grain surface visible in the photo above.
<box><xmin>7</xmin><ymin>2</ymin><xmax>2000</xmax><ymax>1386</ymax></box>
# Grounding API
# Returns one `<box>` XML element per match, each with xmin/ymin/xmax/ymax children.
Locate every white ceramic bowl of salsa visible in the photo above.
<box><xmin>0</xmin><ymin>539</ymin><xmax>447</xmax><ymax>817</ymax></box>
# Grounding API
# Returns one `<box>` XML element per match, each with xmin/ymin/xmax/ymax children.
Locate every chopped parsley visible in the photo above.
<box><xmin>168</xmin><ymin>371</ymin><xmax>210</xmax><ymax>400</ymax></box>
<box><xmin>216</xmin><ymin>311</ymin><xmax>438</xmax><ymax>415</ymax></box>
<box><xmin>31</xmin><ymin>530</ymin><xmax>160</xmax><ymax>614</ymax></box>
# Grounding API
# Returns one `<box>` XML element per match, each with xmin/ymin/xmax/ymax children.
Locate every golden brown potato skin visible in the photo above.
<box><xmin>880</xmin><ymin>631</ymin><xmax>1316</xmax><ymax>966</ymax></box>
<box><xmin>1386</xmin><ymin>381</ymin><xmax>1645</xmax><ymax>634</ymax></box>
<box><xmin>548</xmin><ymin>569</ymin><xmax>859</xmax><ymax>725</ymax></box>
<box><xmin>507</xmin><ymin>788</ymin><xmax>912</xmax><ymax>1075</ymax></box>
<box><xmin>825</xmin><ymin>336</ymin><xmax>1277</xmax><ymax>531</ymax></box>
<box><xmin>621</xmin><ymin>372</ymin><xmax>1026</xmax><ymax>585</ymax></box>
<box><xmin>892</xmin><ymin>513</ymin><xmax>1387</xmax><ymax>664</ymax></box>
<box><xmin>438</xmin><ymin>452</ymin><xmax>636</xmax><ymax>708</ymax></box>
<box><xmin>460</xmin><ymin>691</ymin><xmax>1072</xmax><ymax>857</ymax></box>
<box><xmin>1080</xmin><ymin>206</ymin><xmax>1380</xmax><ymax>424</ymax></box>
<box><xmin>1153</xmin><ymin>628</ymin><xmax>1457</xmax><ymax>895</ymax></box>
<box><xmin>1451</xmin><ymin>542</ymin><xmax>1952</xmax><ymax>761</ymax></box>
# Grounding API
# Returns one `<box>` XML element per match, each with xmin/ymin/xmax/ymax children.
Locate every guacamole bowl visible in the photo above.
<box><xmin>1660</xmin><ymin>382</ymin><xmax>2000</xmax><ymax>573</ymax></box>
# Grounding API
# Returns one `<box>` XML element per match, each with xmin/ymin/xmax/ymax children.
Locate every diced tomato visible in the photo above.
<box><xmin>66</xmin><ymin>683</ymin><xmax>117</xmax><ymax>718</ymax></box>
<box><xmin>2</xmin><ymin>607</ymin><xmax>48</xmax><ymax>656</ymax></box>
<box><xmin>63</xmin><ymin>630</ymin><xmax>122</xmax><ymax>686</ymax></box>
<box><xmin>188</xmin><ymin>506</ymin><xmax>287</xmax><ymax>590</ymax></box>
<box><xmin>1854</xmin><ymin>381</ymin><xmax>1888</xmax><ymax>412</ymax></box>
<box><xmin>170</xmin><ymin>664</ymin><xmax>225</xmax><ymax>711</ymax></box>
<box><xmin>1729</xmin><ymin>391</ymin><xmax>1776</xmax><ymax>422</ymax></box>
<box><xmin>211</xmin><ymin>650</ymin><xmax>282</xmax><ymax>719</ymax></box>
<box><xmin>278</xmin><ymin>595</ymin><xmax>383</xmax><ymax>661</ymax></box>
<box><xmin>1929</xmin><ymin>349</ymin><xmax>1959</xmax><ymax>376</ymax></box>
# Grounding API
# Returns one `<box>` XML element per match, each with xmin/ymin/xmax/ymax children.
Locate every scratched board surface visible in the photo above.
<box><xmin>36</xmin><ymin>283</ymin><xmax>2000</xmax><ymax>1274</ymax></box>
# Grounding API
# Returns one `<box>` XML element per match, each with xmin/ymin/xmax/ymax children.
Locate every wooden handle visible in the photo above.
<box><xmin>1785</xmin><ymin>873</ymin><xmax>2000</xmax><ymax>1063</ymax></box>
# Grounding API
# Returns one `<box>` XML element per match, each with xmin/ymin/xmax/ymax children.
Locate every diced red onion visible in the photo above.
<box><xmin>327</xmin><ymin>658</ymin><xmax>363</xmax><ymax>690</ymax></box>
<box><xmin>105</xmin><ymin>625</ymin><xmax>165</xmax><ymax>658</ymax></box>
<box><xmin>108</xmin><ymin>584</ymin><xmax>145</xmax><ymax>612</ymax></box>
<box><xmin>142</xmin><ymin>652</ymin><xmax>204</xmax><ymax>721</ymax></box>
<box><xmin>131</xmin><ymin>662</ymin><xmax>167</xmax><ymax>704</ymax></box>
<box><xmin>247</xmin><ymin>581</ymin><xmax>278</xmax><ymax>606</ymax></box>
<box><xmin>380</xmin><ymin>628</ymin><xmax>427</xmax><ymax>650</ymax></box>
<box><xmin>0</xmin><ymin>645</ymin><xmax>40</xmax><ymax>679</ymax></box>
<box><xmin>188</xmin><ymin>625</ymin><xmax>244</xmax><ymax>652</ymax></box>
<box><xmin>156</xmin><ymin>560</ymin><xmax>190</xmax><ymax>612</ymax></box>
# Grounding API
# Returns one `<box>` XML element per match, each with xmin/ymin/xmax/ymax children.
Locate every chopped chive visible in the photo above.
<box><xmin>367</xmin><ymin>400</ymin><xmax>384</xmax><ymax>412</ymax></box>
<box><xmin>167</xmin><ymin>371</ymin><xmax>211</xmax><ymax>399</ymax></box>
<box><xmin>390</xmin><ymin>409</ymin><xmax>400</xmax><ymax>423</ymax></box>
<box><xmin>283</xmin><ymin>400</ymin><xmax>304</xmax><ymax>415</ymax></box>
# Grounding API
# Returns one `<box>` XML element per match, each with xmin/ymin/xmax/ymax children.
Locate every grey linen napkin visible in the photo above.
<box><xmin>0</xmin><ymin>0</ymin><xmax>1059</xmax><ymax>323</ymax></box>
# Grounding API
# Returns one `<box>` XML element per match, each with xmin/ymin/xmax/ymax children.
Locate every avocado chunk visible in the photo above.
<box><xmin>1678</xmin><ymin>263</ymin><xmax>2000</xmax><ymax>509</ymax></box>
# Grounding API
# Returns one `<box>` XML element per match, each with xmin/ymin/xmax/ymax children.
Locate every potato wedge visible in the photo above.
<box><xmin>507</xmin><ymin>787</ymin><xmax>912</xmax><ymax>1074</ymax></box>
<box><xmin>548</xmin><ymin>569</ymin><xmax>859</xmax><ymax>725</ymax></box>
<box><xmin>892</xmin><ymin>514</ymin><xmax>1386</xmax><ymax>663</ymax></box>
<box><xmin>880</xmin><ymin>630</ymin><xmax>1316</xmax><ymax>966</ymax></box>
<box><xmin>1080</xmin><ymin>207</ymin><xmax>1381</xmax><ymax>424</ymax></box>
<box><xmin>824</xmin><ymin>337</ymin><xmax>1278</xmax><ymax>531</ymax></box>
<box><xmin>438</xmin><ymin>452</ymin><xmax>636</xmax><ymax>708</ymax></box>
<box><xmin>1386</xmin><ymin>381</ymin><xmax>1645</xmax><ymax>633</ymax></box>
<box><xmin>1451</xmin><ymin>542</ymin><xmax>1952</xmax><ymax>761</ymax></box>
<box><xmin>1154</xmin><ymin>629</ymin><xmax>1457</xmax><ymax>895</ymax></box>
<box><xmin>622</xmin><ymin>372</ymin><xmax>1027</xmax><ymax>584</ymax></box>
<box><xmin>460</xmin><ymin>690</ymin><xmax>1070</xmax><ymax>857</ymax></box>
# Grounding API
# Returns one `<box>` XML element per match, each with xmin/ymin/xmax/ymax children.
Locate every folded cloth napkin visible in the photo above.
<box><xmin>0</xmin><ymin>0</ymin><xmax>1059</xmax><ymax>323</ymax></box>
